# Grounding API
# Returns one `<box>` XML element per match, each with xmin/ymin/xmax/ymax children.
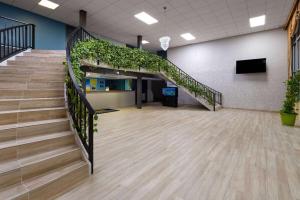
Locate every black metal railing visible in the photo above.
<box><xmin>165</xmin><ymin>60</ymin><xmax>222</xmax><ymax>111</ymax></box>
<box><xmin>66</xmin><ymin>27</ymin><xmax>96</xmax><ymax>173</ymax></box>
<box><xmin>0</xmin><ymin>20</ymin><xmax>35</xmax><ymax>62</ymax></box>
<box><xmin>0</xmin><ymin>16</ymin><xmax>27</xmax><ymax>29</ymax></box>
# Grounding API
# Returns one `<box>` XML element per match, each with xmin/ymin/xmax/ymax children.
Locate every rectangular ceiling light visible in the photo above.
<box><xmin>181</xmin><ymin>33</ymin><xmax>196</xmax><ymax>41</ymax></box>
<box><xmin>134</xmin><ymin>12</ymin><xmax>158</xmax><ymax>25</ymax></box>
<box><xmin>142</xmin><ymin>40</ymin><xmax>149</xmax><ymax>44</ymax></box>
<box><xmin>38</xmin><ymin>0</ymin><xmax>59</xmax><ymax>9</ymax></box>
<box><xmin>249</xmin><ymin>15</ymin><xmax>266</xmax><ymax>27</ymax></box>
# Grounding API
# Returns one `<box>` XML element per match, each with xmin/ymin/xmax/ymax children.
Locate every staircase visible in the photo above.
<box><xmin>158</xmin><ymin>71</ymin><xmax>222</xmax><ymax>111</ymax></box>
<box><xmin>0</xmin><ymin>50</ymin><xmax>89</xmax><ymax>199</ymax></box>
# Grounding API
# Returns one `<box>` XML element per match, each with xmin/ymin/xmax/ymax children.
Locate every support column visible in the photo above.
<box><xmin>136</xmin><ymin>76</ymin><xmax>142</xmax><ymax>109</ymax></box>
<box><xmin>79</xmin><ymin>10</ymin><xmax>87</xmax><ymax>28</ymax></box>
<box><xmin>137</xmin><ymin>35</ymin><xmax>142</xmax><ymax>49</ymax></box>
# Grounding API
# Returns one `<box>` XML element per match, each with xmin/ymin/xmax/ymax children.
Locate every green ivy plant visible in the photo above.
<box><xmin>69</xmin><ymin>39</ymin><xmax>214</xmax><ymax>104</ymax></box>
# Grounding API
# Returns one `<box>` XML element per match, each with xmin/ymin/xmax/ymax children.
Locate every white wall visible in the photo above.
<box><xmin>168</xmin><ymin>29</ymin><xmax>288</xmax><ymax>111</ymax></box>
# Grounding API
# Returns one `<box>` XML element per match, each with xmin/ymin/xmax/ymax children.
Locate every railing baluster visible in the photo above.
<box><xmin>88</xmin><ymin>113</ymin><xmax>94</xmax><ymax>174</ymax></box>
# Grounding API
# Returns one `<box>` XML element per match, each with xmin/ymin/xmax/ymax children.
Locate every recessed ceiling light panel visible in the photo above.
<box><xmin>181</xmin><ymin>33</ymin><xmax>196</xmax><ymax>41</ymax></box>
<box><xmin>142</xmin><ymin>40</ymin><xmax>149</xmax><ymax>44</ymax></box>
<box><xmin>134</xmin><ymin>12</ymin><xmax>158</xmax><ymax>25</ymax></box>
<box><xmin>38</xmin><ymin>0</ymin><xmax>59</xmax><ymax>10</ymax></box>
<box><xmin>249</xmin><ymin>15</ymin><xmax>266</xmax><ymax>27</ymax></box>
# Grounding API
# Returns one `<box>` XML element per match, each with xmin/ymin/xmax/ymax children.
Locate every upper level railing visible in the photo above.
<box><xmin>0</xmin><ymin>16</ymin><xmax>35</xmax><ymax>62</ymax></box>
<box><xmin>0</xmin><ymin>16</ymin><xmax>27</xmax><ymax>29</ymax></box>
<box><xmin>66</xmin><ymin>27</ymin><xmax>96</xmax><ymax>173</ymax></box>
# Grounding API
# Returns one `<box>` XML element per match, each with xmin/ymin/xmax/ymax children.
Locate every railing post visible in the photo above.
<box><xmin>25</xmin><ymin>25</ymin><xmax>28</xmax><ymax>48</ymax></box>
<box><xmin>31</xmin><ymin>24</ymin><xmax>35</xmax><ymax>49</ymax></box>
<box><xmin>213</xmin><ymin>93</ymin><xmax>216</xmax><ymax>111</ymax></box>
<box><xmin>88</xmin><ymin>113</ymin><xmax>94</xmax><ymax>174</ymax></box>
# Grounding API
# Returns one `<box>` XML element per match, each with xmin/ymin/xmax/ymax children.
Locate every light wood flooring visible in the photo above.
<box><xmin>58</xmin><ymin>105</ymin><xmax>300</xmax><ymax>200</ymax></box>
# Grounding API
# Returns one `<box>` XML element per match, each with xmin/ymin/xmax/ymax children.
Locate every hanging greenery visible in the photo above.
<box><xmin>70</xmin><ymin>39</ymin><xmax>214</xmax><ymax>104</ymax></box>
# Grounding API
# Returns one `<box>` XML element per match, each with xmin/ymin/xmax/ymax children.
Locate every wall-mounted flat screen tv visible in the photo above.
<box><xmin>236</xmin><ymin>58</ymin><xmax>266</xmax><ymax>74</ymax></box>
<box><xmin>162</xmin><ymin>87</ymin><xmax>177</xmax><ymax>97</ymax></box>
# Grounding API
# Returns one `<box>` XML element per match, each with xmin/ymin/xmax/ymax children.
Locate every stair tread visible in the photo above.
<box><xmin>0</xmin><ymin>131</ymin><xmax>72</xmax><ymax>150</ymax></box>
<box><xmin>0</xmin><ymin>118</ymin><xmax>68</xmax><ymax>131</ymax></box>
<box><xmin>19</xmin><ymin>145</ymin><xmax>79</xmax><ymax>167</ymax></box>
<box><xmin>0</xmin><ymin>159</ymin><xmax>18</xmax><ymax>173</ymax></box>
<box><xmin>0</xmin><ymin>145</ymin><xmax>79</xmax><ymax>174</ymax></box>
<box><xmin>0</xmin><ymin>183</ymin><xmax>28</xmax><ymax>200</ymax></box>
<box><xmin>23</xmin><ymin>160</ymin><xmax>87</xmax><ymax>190</ymax></box>
<box><xmin>0</xmin><ymin>97</ymin><xmax>64</xmax><ymax>102</ymax></box>
<box><xmin>0</xmin><ymin>106</ymin><xmax>66</xmax><ymax>114</ymax></box>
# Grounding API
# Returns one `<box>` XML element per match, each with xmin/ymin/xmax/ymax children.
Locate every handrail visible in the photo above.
<box><xmin>0</xmin><ymin>16</ymin><xmax>27</xmax><ymax>25</ymax></box>
<box><xmin>66</xmin><ymin>27</ymin><xmax>96</xmax><ymax>174</ymax></box>
<box><xmin>165</xmin><ymin>59</ymin><xmax>222</xmax><ymax>110</ymax></box>
<box><xmin>0</xmin><ymin>23</ymin><xmax>35</xmax><ymax>62</ymax></box>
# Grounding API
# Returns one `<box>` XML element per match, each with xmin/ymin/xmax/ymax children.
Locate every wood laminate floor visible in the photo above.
<box><xmin>58</xmin><ymin>105</ymin><xmax>300</xmax><ymax>200</ymax></box>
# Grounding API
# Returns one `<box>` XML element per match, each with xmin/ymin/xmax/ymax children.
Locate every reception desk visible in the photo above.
<box><xmin>86</xmin><ymin>90</ymin><xmax>135</xmax><ymax>110</ymax></box>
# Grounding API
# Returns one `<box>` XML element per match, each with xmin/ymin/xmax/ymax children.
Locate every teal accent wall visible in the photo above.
<box><xmin>0</xmin><ymin>2</ymin><xmax>67</xmax><ymax>50</ymax></box>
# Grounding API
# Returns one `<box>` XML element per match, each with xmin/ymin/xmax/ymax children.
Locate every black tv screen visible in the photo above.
<box><xmin>236</xmin><ymin>58</ymin><xmax>266</xmax><ymax>74</ymax></box>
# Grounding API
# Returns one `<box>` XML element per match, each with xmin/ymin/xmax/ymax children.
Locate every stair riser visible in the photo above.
<box><xmin>19</xmin><ymin>121</ymin><xmax>69</xmax><ymax>139</ymax></box>
<box><xmin>15</xmin><ymin>56</ymin><xmax>65</xmax><ymax>63</ymax></box>
<box><xmin>0</xmin><ymin>120</ymin><xmax>69</xmax><ymax>142</ymax></box>
<box><xmin>22</xmin><ymin>149</ymin><xmax>82</xmax><ymax>181</ymax></box>
<box><xmin>7</xmin><ymin>60</ymin><xmax>64</xmax><ymax>66</ymax></box>
<box><xmin>0</xmin><ymin>169</ymin><xmax>21</xmax><ymax>188</ymax></box>
<box><xmin>0</xmin><ymin>109</ymin><xmax>66</xmax><ymax>125</ymax></box>
<box><xmin>0</xmin><ymin>90</ymin><xmax>64</xmax><ymax>99</ymax></box>
<box><xmin>18</xmin><ymin>135</ymin><xmax>75</xmax><ymax>158</ymax></box>
<box><xmin>0</xmin><ymin>82</ymin><xmax>64</xmax><ymax>90</ymax></box>
<box><xmin>0</xmin><ymin>67</ymin><xmax>65</xmax><ymax>74</ymax></box>
<box><xmin>0</xmin><ymin>65</ymin><xmax>65</xmax><ymax>72</ymax></box>
<box><xmin>28</xmin><ymin>82</ymin><xmax>65</xmax><ymax>90</ymax></box>
<box><xmin>0</xmin><ymin>128</ymin><xmax>16</xmax><ymax>142</ymax></box>
<box><xmin>0</xmin><ymin>99</ymin><xmax>65</xmax><ymax>111</ymax></box>
<box><xmin>0</xmin><ymin>135</ymin><xmax>74</xmax><ymax>162</ymax></box>
<box><xmin>23</xmin><ymin>53</ymin><xmax>65</xmax><ymax>57</ymax></box>
<box><xmin>0</xmin><ymin>74</ymin><xmax>65</xmax><ymax>82</ymax></box>
<box><xmin>30</xmin><ymin>50</ymin><xmax>66</xmax><ymax>54</ymax></box>
<box><xmin>27</xmin><ymin>164</ymin><xmax>88</xmax><ymax>200</ymax></box>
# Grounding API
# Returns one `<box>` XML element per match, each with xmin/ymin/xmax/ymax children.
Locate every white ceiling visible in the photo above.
<box><xmin>0</xmin><ymin>0</ymin><xmax>294</xmax><ymax>50</ymax></box>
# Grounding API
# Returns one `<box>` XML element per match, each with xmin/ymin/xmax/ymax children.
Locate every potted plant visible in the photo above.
<box><xmin>280</xmin><ymin>72</ymin><xmax>300</xmax><ymax>126</ymax></box>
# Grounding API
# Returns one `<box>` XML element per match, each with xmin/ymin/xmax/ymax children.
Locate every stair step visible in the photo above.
<box><xmin>0</xmin><ymin>73</ymin><xmax>65</xmax><ymax>82</ymax></box>
<box><xmin>0</xmin><ymin>97</ymin><xmax>65</xmax><ymax>112</ymax></box>
<box><xmin>15</xmin><ymin>56</ymin><xmax>65</xmax><ymax>63</ymax></box>
<box><xmin>25</xmin><ymin>161</ymin><xmax>88</xmax><ymax>200</ymax></box>
<box><xmin>0</xmin><ymin>64</ymin><xmax>65</xmax><ymax>71</ymax></box>
<box><xmin>0</xmin><ymin>80</ymin><xmax>64</xmax><ymax>90</ymax></box>
<box><xmin>0</xmin><ymin>183</ymin><xmax>28</xmax><ymax>200</ymax></box>
<box><xmin>7</xmin><ymin>60</ymin><xmax>64</xmax><ymax>66</ymax></box>
<box><xmin>0</xmin><ymin>131</ymin><xmax>74</xmax><ymax>161</ymax></box>
<box><xmin>0</xmin><ymin>118</ymin><xmax>69</xmax><ymax>142</ymax></box>
<box><xmin>0</xmin><ymin>107</ymin><xmax>66</xmax><ymax>126</ymax></box>
<box><xmin>0</xmin><ymin>161</ymin><xmax>87</xmax><ymax>200</ymax></box>
<box><xmin>0</xmin><ymin>89</ymin><xmax>64</xmax><ymax>99</ymax></box>
<box><xmin>0</xmin><ymin>145</ymin><xmax>81</xmax><ymax>188</ymax></box>
<box><xmin>30</xmin><ymin>50</ymin><xmax>66</xmax><ymax>54</ymax></box>
<box><xmin>23</xmin><ymin>52</ymin><xmax>65</xmax><ymax>57</ymax></box>
<box><xmin>0</xmin><ymin>66</ymin><xmax>65</xmax><ymax>73</ymax></box>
